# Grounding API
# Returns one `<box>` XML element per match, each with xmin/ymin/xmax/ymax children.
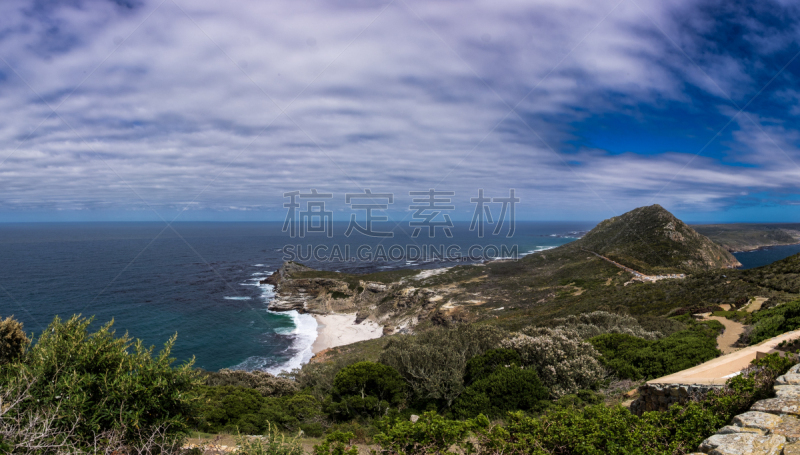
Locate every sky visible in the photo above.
<box><xmin>1</xmin><ymin>0</ymin><xmax>800</xmax><ymax>223</ymax></box>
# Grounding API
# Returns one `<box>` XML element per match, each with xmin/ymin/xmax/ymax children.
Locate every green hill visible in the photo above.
<box><xmin>570</xmin><ymin>205</ymin><xmax>741</xmax><ymax>274</ymax></box>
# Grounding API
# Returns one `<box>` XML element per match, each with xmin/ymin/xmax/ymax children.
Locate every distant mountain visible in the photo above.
<box><xmin>571</xmin><ymin>205</ymin><xmax>741</xmax><ymax>273</ymax></box>
<box><xmin>692</xmin><ymin>223</ymin><xmax>800</xmax><ymax>252</ymax></box>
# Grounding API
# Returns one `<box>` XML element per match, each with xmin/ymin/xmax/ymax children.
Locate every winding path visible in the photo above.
<box><xmin>704</xmin><ymin>316</ymin><xmax>745</xmax><ymax>355</ymax></box>
<box><xmin>699</xmin><ymin>297</ymin><xmax>769</xmax><ymax>354</ymax></box>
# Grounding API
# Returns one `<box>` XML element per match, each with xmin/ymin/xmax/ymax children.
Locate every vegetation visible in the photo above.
<box><xmin>0</xmin><ymin>315</ymin><xmax>199</xmax><ymax>452</ymax></box>
<box><xmin>328</xmin><ymin>362</ymin><xmax>406</xmax><ymax>420</ymax></box>
<box><xmin>202</xmin><ymin>368</ymin><xmax>299</xmax><ymax>396</ymax></box>
<box><xmin>233</xmin><ymin>423</ymin><xmax>304</xmax><ymax>455</ymax></box>
<box><xmin>371</xmin><ymin>353</ymin><xmax>795</xmax><ymax>455</ymax></box>
<box><xmin>379</xmin><ymin>325</ymin><xmax>506</xmax><ymax>408</ymax></box>
<box><xmin>693</xmin><ymin>223</ymin><xmax>800</xmax><ymax>252</ymax></box>
<box><xmin>0</xmin><ymin>315</ymin><xmax>29</xmax><ymax>365</ymax></box>
<box><xmin>451</xmin><ymin>365</ymin><xmax>548</xmax><ymax>418</ymax></box>
<box><xmin>502</xmin><ymin>327</ymin><xmax>606</xmax><ymax>397</ymax></box>
<box><xmin>590</xmin><ymin>323</ymin><xmax>721</xmax><ymax>380</ymax></box>
<box><xmin>747</xmin><ymin>298</ymin><xmax>800</xmax><ymax>344</ymax></box>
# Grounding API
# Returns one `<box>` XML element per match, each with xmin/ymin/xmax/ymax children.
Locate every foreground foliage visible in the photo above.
<box><xmin>590</xmin><ymin>323</ymin><xmax>721</xmax><ymax>380</ymax></box>
<box><xmin>747</xmin><ymin>299</ymin><xmax>800</xmax><ymax>344</ymax></box>
<box><xmin>371</xmin><ymin>353</ymin><xmax>795</xmax><ymax>455</ymax></box>
<box><xmin>0</xmin><ymin>315</ymin><xmax>201</xmax><ymax>452</ymax></box>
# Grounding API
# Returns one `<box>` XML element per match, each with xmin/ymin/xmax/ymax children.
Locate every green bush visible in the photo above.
<box><xmin>463</xmin><ymin>348</ymin><xmax>521</xmax><ymax>385</ymax></box>
<box><xmin>202</xmin><ymin>368</ymin><xmax>299</xmax><ymax>397</ymax></box>
<box><xmin>328</xmin><ymin>361</ymin><xmax>406</xmax><ymax>420</ymax></box>
<box><xmin>451</xmin><ymin>365</ymin><xmax>548</xmax><ymax>419</ymax></box>
<box><xmin>196</xmin><ymin>385</ymin><xmax>266</xmax><ymax>434</ymax></box>
<box><xmin>197</xmin><ymin>385</ymin><xmax>327</xmax><ymax>435</ymax></box>
<box><xmin>233</xmin><ymin>423</ymin><xmax>304</xmax><ymax>455</ymax></box>
<box><xmin>469</xmin><ymin>352</ymin><xmax>795</xmax><ymax>455</ymax></box>
<box><xmin>590</xmin><ymin>326</ymin><xmax>720</xmax><ymax>380</ymax></box>
<box><xmin>1</xmin><ymin>315</ymin><xmax>200</xmax><ymax>447</ymax></box>
<box><xmin>312</xmin><ymin>431</ymin><xmax>358</xmax><ymax>455</ymax></box>
<box><xmin>0</xmin><ymin>315</ymin><xmax>29</xmax><ymax>365</ymax></box>
<box><xmin>379</xmin><ymin>325</ymin><xmax>507</xmax><ymax>408</ymax></box>
<box><xmin>747</xmin><ymin>299</ymin><xmax>800</xmax><ymax>343</ymax></box>
<box><xmin>373</xmin><ymin>411</ymin><xmax>487</xmax><ymax>455</ymax></box>
<box><xmin>502</xmin><ymin>327</ymin><xmax>605</xmax><ymax>397</ymax></box>
<box><xmin>550</xmin><ymin>311</ymin><xmax>663</xmax><ymax>340</ymax></box>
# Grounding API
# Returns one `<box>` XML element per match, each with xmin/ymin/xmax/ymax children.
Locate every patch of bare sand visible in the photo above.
<box><xmin>311</xmin><ymin>313</ymin><xmax>383</xmax><ymax>354</ymax></box>
<box><xmin>745</xmin><ymin>296</ymin><xmax>768</xmax><ymax>313</ymax></box>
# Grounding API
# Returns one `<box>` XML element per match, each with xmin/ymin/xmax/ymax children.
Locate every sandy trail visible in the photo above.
<box><xmin>701</xmin><ymin>314</ymin><xmax>745</xmax><ymax>354</ymax></box>
<box><xmin>745</xmin><ymin>297</ymin><xmax>768</xmax><ymax>313</ymax></box>
<box><xmin>698</xmin><ymin>297</ymin><xmax>767</xmax><ymax>354</ymax></box>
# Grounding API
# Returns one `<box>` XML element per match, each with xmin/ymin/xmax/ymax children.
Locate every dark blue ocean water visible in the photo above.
<box><xmin>0</xmin><ymin>221</ymin><xmax>590</xmax><ymax>372</ymax></box>
<box><xmin>734</xmin><ymin>244</ymin><xmax>800</xmax><ymax>270</ymax></box>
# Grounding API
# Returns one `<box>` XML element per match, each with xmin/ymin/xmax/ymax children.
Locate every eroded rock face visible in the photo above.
<box><xmin>698</xmin><ymin>433</ymin><xmax>785</xmax><ymax>455</ymax></box>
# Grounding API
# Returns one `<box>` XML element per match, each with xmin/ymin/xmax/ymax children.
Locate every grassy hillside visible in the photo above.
<box><xmin>693</xmin><ymin>223</ymin><xmax>800</xmax><ymax>252</ymax></box>
<box><xmin>569</xmin><ymin>205</ymin><xmax>740</xmax><ymax>273</ymax></box>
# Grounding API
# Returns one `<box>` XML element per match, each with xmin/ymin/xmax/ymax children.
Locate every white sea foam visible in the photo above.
<box><xmin>224</xmin><ymin>296</ymin><xmax>252</xmax><ymax>300</ymax></box>
<box><xmin>249</xmin><ymin>281</ymin><xmax>319</xmax><ymax>375</ymax></box>
<box><xmin>265</xmin><ymin>310</ymin><xmax>318</xmax><ymax>375</ymax></box>
<box><xmin>254</xmin><ymin>264</ymin><xmax>265</xmax><ymax>267</ymax></box>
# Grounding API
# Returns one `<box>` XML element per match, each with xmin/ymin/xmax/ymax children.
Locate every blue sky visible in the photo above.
<box><xmin>1</xmin><ymin>0</ymin><xmax>800</xmax><ymax>223</ymax></box>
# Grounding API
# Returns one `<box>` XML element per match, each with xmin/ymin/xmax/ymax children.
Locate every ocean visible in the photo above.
<box><xmin>733</xmin><ymin>244</ymin><xmax>800</xmax><ymax>270</ymax></box>
<box><xmin>0</xmin><ymin>221</ymin><xmax>591</xmax><ymax>373</ymax></box>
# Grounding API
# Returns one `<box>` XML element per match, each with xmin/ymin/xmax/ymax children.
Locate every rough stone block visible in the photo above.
<box><xmin>787</xmin><ymin>364</ymin><xmax>800</xmax><ymax>375</ymax></box>
<box><xmin>751</xmin><ymin>398</ymin><xmax>800</xmax><ymax>416</ymax></box>
<box><xmin>732</xmin><ymin>411</ymin><xmax>783</xmax><ymax>431</ymax></box>
<box><xmin>698</xmin><ymin>433</ymin><xmax>785</xmax><ymax>455</ymax></box>
<box><xmin>776</xmin><ymin>374</ymin><xmax>800</xmax><ymax>385</ymax></box>
<box><xmin>772</xmin><ymin>416</ymin><xmax>800</xmax><ymax>443</ymax></box>
<box><xmin>784</xmin><ymin>442</ymin><xmax>800</xmax><ymax>455</ymax></box>
<box><xmin>775</xmin><ymin>385</ymin><xmax>800</xmax><ymax>399</ymax></box>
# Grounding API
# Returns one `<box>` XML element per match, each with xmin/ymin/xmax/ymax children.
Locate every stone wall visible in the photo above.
<box><xmin>630</xmin><ymin>383</ymin><xmax>722</xmax><ymax>415</ymax></box>
<box><xmin>690</xmin><ymin>363</ymin><xmax>800</xmax><ymax>455</ymax></box>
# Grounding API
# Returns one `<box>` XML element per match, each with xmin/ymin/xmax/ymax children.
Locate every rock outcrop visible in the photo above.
<box><xmin>693</xmin><ymin>364</ymin><xmax>800</xmax><ymax>454</ymax></box>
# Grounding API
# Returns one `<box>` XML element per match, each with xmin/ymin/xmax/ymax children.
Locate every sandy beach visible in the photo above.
<box><xmin>311</xmin><ymin>313</ymin><xmax>383</xmax><ymax>354</ymax></box>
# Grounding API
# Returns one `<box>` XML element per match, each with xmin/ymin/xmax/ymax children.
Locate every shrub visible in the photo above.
<box><xmin>373</xmin><ymin>411</ymin><xmax>487</xmax><ymax>455</ymax></box>
<box><xmin>197</xmin><ymin>385</ymin><xmax>328</xmax><ymax>435</ymax></box>
<box><xmin>380</xmin><ymin>325</ymin><xmax>507</xmax><ymax>408</ymax></box>
<box><xmin>590</xmin><ymin>327</ymin><xmax>720</xmax><ymax>380</ymax></box>
<box><xmin>746</xmin><ymin>299</ymin><xmax>800</xmax><ymax>344</ymax></box>
<box><xmin>451</xmin><ymin>365</ymin><xmax>548</xmax><ymax>419</ymax></box>
<box><xmin>0</xmin><ymin>315</ymin><xmax>29</xmax><ymax>365</ymax></box>
<box><xmin>328</xmin><ymin>361</ymin><xmax>406</xmax><ymax>420</ymax></box>
<box><xmin>463</xmin><ymin>348</ymin><xmax>521</xmax><ymax>385</ymax></box>
<box><xmin>233</xmin><ymin>423</ymin><xmax>304</xmax><ymax>455</ymax></box>
<box><xmin>501</xmin><ymin>327</ymin><xmax>605</xmax><ymax>397</ymax></box>
<box><xmin>312</xmin><ymin>431</ymin><xmax>358</xmax><ymax>455</ymax></box>
<box><xmin>1</xmin><ymin>315</ymin><xmax>200</xmax><ymax>447</ymax></box>
<box><xmin>550</xmin><ymin>311</ymin><xmax>662</xmax><ymax>340</ymax></box>
<box><xmin>202</xmin><ymin>368</ymin><xmax>298</xmax><ymax>397</ymax></box>
<box><xmin>469</xmin><ymin>352</ymin><xmax>796</xmax><ymax>455</ymax></box>
<box><xmin>196</xmin><ymin>385</ymin><xmax>266</xmax><ymax>434</ymax></box>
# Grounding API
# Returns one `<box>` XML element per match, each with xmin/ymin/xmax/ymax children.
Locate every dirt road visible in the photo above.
<box><xmin>704</xmin><ymin>315</ymin><xmax>745</xmax><ymax>354</ymax></box>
